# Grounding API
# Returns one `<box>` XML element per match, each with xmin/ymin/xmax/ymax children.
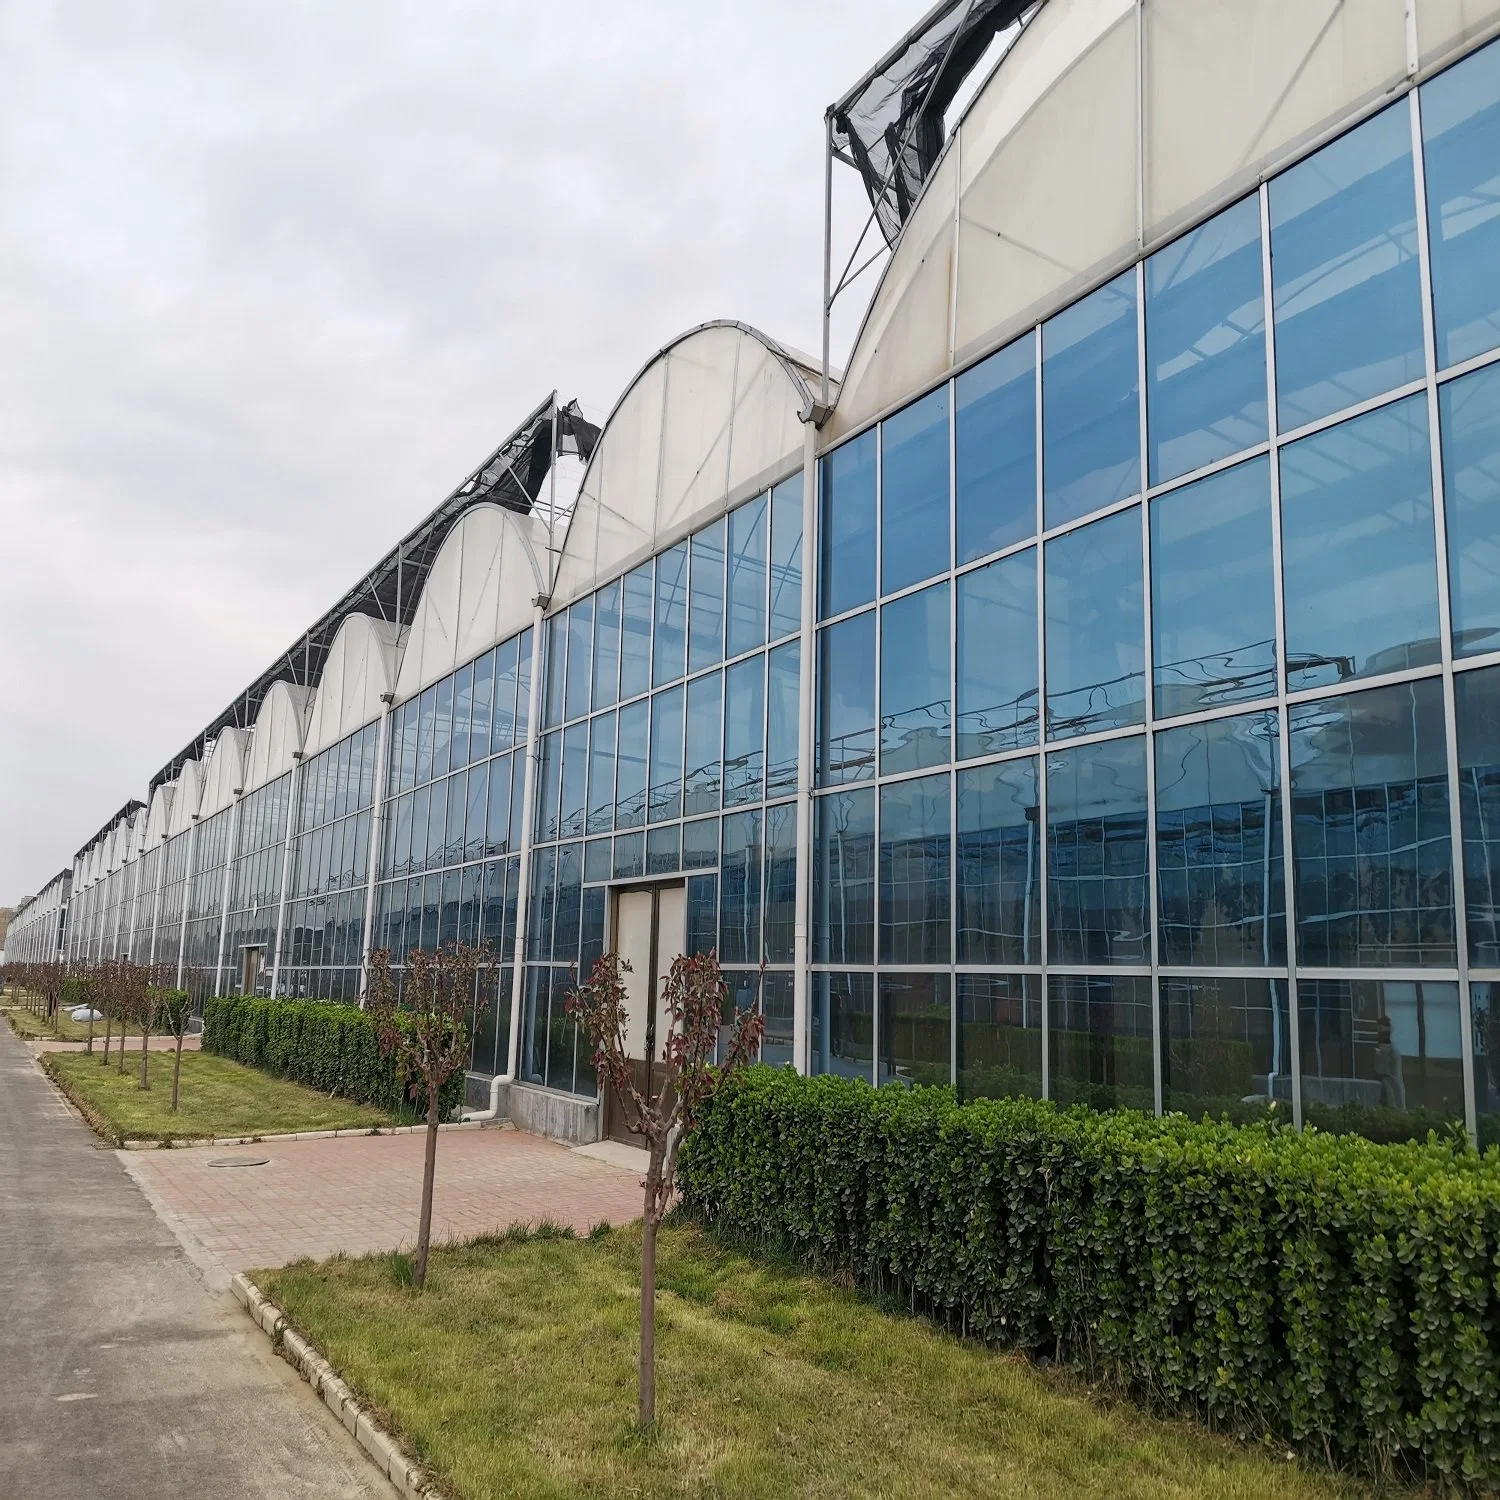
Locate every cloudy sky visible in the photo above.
<box><xmin>0</xmin><ymin>1</ymin><xmax>920</xmax><ymax>902</ymax></box>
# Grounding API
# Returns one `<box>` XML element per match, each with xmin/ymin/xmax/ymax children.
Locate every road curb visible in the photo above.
<box><xmin>120</xmin><ymin>1118</ymin><xmax>510</xmax><ymax>1150</ymax></box>
<box><xmin>231</xmin><ymin>1271</ymin><xmax>443</xmax><ymax>1500</ymax></box>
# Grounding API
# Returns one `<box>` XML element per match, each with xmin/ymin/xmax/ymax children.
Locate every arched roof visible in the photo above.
<box><xmin>144</xmin><ymin>782</ymin><xmax>175</xmax><ymax>846</ymax></box>
<box><xmin>553</xmin><ymin>322</ymin><xmax>816</xmax><ymax>610</ymax></box>
<box><xmin>394</xmin><ymin>504</ymin><xmax>547</xmax><ymax>703</ymax></box>
<box><xmin>166</xmin><ymin>759</ymin><xmax>204</xmax><ymax>839</ymax></box>
<box><xmin>243</xmin><ymin>682</ymin><xmax>310</xmax><ymax>794</ymax></box>
<box><xmin>306</xmin><ymin>615</ymin><xmax>403</xmax><ymax>756</ymax></box>
<box><xmin>826</xmin><ymin>0</ymin><xmax>1500</xmax><ymax>441</ymax></box>
<box><xmin>199</xmin><ymin>728</ymin><xmax>250</xmax><ymax>820</ymax></box>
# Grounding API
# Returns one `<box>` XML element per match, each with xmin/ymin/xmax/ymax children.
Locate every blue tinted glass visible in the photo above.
<box><xmin>451</xmin><ymin>663</ymin><xmax>474</xmax><ymax>772</ymax></box>
<box><xmin>648</xmin><ymin>685</ymin><xmax>684</xmax><ymax>823</ymax></box>
<box><xmin>559</xmin><ymin>726</ymin><xmax>588</xmax><ymax>841</ymax></box>
<box><xmin>820</xmin><ymin>430</ymin><xmax>876</xmax><ymax>618</ymax></box>
<box><xmin>1454</xmin><ymin>665</ymin><xmax>1500</xmax><ymax>965</ymax></box>
<box><xmin>1046</xmin><ymin>735</ymin><xmax>1149</xmax><ymax>964</ymax></box>
<box><xmin>956</xmin><ymin>334</ymin><xmax>1035</xmax><ymax>564</ymax></box>
<box><xmin>470</xmin><ymin>652</ymin><xmax>494</xmax><ymax>767</ymax></box>
<box><xmin>592</xmin><ymin>579</ymin><xmax>621</xmax><ymax>710</ymax></box>
<box><xmin>684</xmin><ymin>671</ymin><xmax>723</xmax><ymax>816</ymax></box>
<box><xmin>766</xmin><ymin>640</ymin><xmax>800</xmax><ymax>800</ymax></box>
<box><xmin>646</xmin><ymin>823</ymin><xmax>680</xmax><ymax>876</ymax></box>
<box><xmin>1423</xmin><ymin>39</ymin><xmax>1500</xmax><ymax>367</ymax></box>
<box><xmin>613</xmin><ymin>831</ymin><xmax>644</xmax><ymax>879</ymax></box>
<box><xmin>728</xmin><ymin>495</ymin><xmax>768</xmax><ymax>657</ymax></box>
<box><xmin>586</xmin><ymin>712</ymin><xmax>616</xmax><ymax>835</ymax></box>
<box><xmin>564</xmin><ymin>597</ymin><xmax>592</xmax><ymax>723</ymax></box>
<box><xmin>542</xmin><ymin>613</ymin><xmax>566</xmax><ymax>729</ymax></box>
<box><xmin>1048</xmin><ymin>974</ymin><xmax>1155</xmax><ymax>1112</ymax></box>
<box><xmin>1440</xmin><ymin>362</ymin><xmax>1500</xmax><ymax>657</ymax></box>
<box><xmin>770</xmin><ymin>472</ymin><xmax>803</xmax><ymax>640</ymax></box>
<box><xmin>957</xmin><ymin>549</ymin><xmax>1037</xmax><ymax>757</ymax></box>
<box><xmin>620</xmin><ymin>562</ymin><xmax>653</xmax><ymax>700</ymax></box>
<box><xmin>683</xmin><ymin>816</ymin><xmax>719</xmax><ymax>869</ymax></box>
<box><xmin>881</xmin><ymin>387</ymin><xmax>950</xmax><ymax>593</ymax></box>
<box><xmin>686</xmin><ymin>872</ymin><xmax>717</xmax><ymax>951</ymax></box>
<box><xmin>1155</xmin><ymin>711</ymin><xmax>1285</xmax><ymax>966</ymax></box>
<box><xmin>764</xmin><ymin>801</ymin><xmax>797</xmax><ymax>964</ymax></box>
<box><xmin>1280</xmin><ymin>395</ymin><xmax>1440</xmax><ymax>690</ymax></box>
<box><xmin>534</xmin><ymin>732</ymin><xmax>559</xmax><ymax>842</ymax></box>
<box><xmin>879</xmin><ymin>973</ymin><xmax>951</xmax><ymax>1088</ymax></box>
<box><xmin>553</xmin><ymin>843</ymin><xmax>582</xmax><ymax>962</ymax></box>
<box><xmin>653</xmin><ymin>542</ymin><xmax>688</xmax><ymax>687</ymax></box>
<box><xmin>1474</xmin><ymin>983</ymin><xmax>1500</xmax><ymax>1144</ymax></box>
<box><xmin>720</xmin><ymin>808</ymin><xmax>763</xmax><ymax>964</ymax></box>
<box><xmin>957</xmin><ymin>756</ymin><xmax>1039</xmax><ymax>964</ymax></box>
<box><xmin>1145</xmin><ymin>195</ymin><xmax>1266</xmax><ymax>484</ymax></box>
<box><xmin>810</xmin><ymin>971</ymin><xmax>874</xmax><ymax>1082</ymax></box>
<box><xmin>485</xmin><ymin>755</ymin><xmax>511</xmax><ymax>856</ymax></box>
<box><xmin>516</xmin><ymin>628</ymin><xmax>532</xmax><ymax>742</ymax></box>
<box><xmin>528</xmin><ymin>846</ymin><xmax>555</xmax><ymax>952</ymax></box>
<box><xmin>814</xmin><ymin>788</ymin><xmax>874</xmax><ymax>963</ymax></box>
<box><xmin>1161</xmin><ymin>976</ymin><xmax>1290</xmax><ymax>1122</ymax></box>
<box><xmin>1044</xmin><ymin>506</ymin><xmax>1145</xmax><ymax>738</ymax></box>
<box><xmin>689</xmin><ymin>519</ymin><xmax>726</xmax><ymax>674</ymax></box>
<box><xmin>1270</xmin><ymin>103</ymin><xmax>1423</xmax><ymax>430</ymax></box>
<box><xmin>879</xmin><ymin>771</ymin><xmax>950</xmax><ymax>964</ymax></box>
<box><xmin>1150</xmin><ymin>455</ymin><xmax>1276</xmax><ymax>716</ymax></box>
<box><xmin>492</xmin><ymin>636</ymin><xmax>519</xmax><ymax>753</ymax></box>
<box><xmin>1288</xmin><ymin>678</ymin><xmax>1454</xmax><ymax>967</ymax></box>
<box><xmin>509</xmin><ymin>753</ymin><xmax>526</xmax><ymax>848</ymax></box>
<box><xmin>723</xmin><ymin>654</ymin><xmax>766</xmax><ymax>807</ymax></box>
<box><xmin>1042</xmin><ymin>270</ymin><xmax>1139</xmax><ymax>528</ymax></box>
<box><xmin>584</xmin><ymin>837</ymin><xmax>612</xmax><ymax>884</ymax></box>
<box><xmin>464</xmin><ymin>762</ymin><xmax>487</xmax><ymax>861</ymax></box>
<box><xmin>817</xmin><ymin>611</ymin><xmax>876</xmax><ymax>787</ymax></box>
<box><xmin>880</xmin><ymin>582</ymin><xmax>950</xmax><ymax>773</ymax></box>
<box><xmin>432</xmin><ymin>678</ymin><xmax>454</xmax><ymax>781</ymax></box>
<box><xmin>956</xmin><ymin>975</ymin><xmax>1040</xmax><ymax>1102</ymax></box>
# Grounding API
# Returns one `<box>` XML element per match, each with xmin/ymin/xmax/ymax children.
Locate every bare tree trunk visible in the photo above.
<box><xmin>101</xmin><ymin>1013</ymin><xmax>112</xmax><ymax>1065</ymax></box>
<box><xmin>171</xmin><ymin>1033</ymin><xmax>183</xmax><ymax>1112</ymax></box>
<box><xmin>86</xmin><ymin>1008</ymin><xmax>95</xmax><ymax>1056</ymax></box>
<box><xmin>139</xmin><ymin>1020</ymin><xmax>150</xmax><ymax>1089</ymax></box>
<box><xmin>117</xmin><ymin>1020</ymin><xmax>129</xmax><ymax>1072</ymax></box>
<box><xmin>639</xmin><ymin>1148</ymin><xmax>662</xmax><ymax>1430</ymax></box>
<box><xmin>414</xmin><ymin>1089</ymin><xmax>440</xmax><ymax>1290</ymax></box>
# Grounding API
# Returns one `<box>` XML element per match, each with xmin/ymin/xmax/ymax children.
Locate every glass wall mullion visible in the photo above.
<box><xmin>871</xmin><ymin>414</ymin><xmax>884</xmax><ymax>1088</ymax></box>
<box><xmin>948</xmin><ymin>362</ymin><xmax>960</xmax><ymax>1088</ymax></box>
<box><xmin>1033</xmin><ymin>321</ymin><xmax>1050</xmax><ymax>1102</ymax></box>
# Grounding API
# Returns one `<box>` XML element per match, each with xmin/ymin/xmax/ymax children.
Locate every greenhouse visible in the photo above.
<box><xmin>13</xmin><ymin>0</ymin><xmax>1500</xmax><ymax>1146</ymax></box>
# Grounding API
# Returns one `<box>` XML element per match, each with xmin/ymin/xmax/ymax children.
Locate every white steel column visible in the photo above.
<box><xmin>792</xmin><ymin>417</ymin><xmax>818</xmax><ymax>1073</ymax></box>
<box><xmin>268</xmin><ymin>759</ymin><xmax>303</xmax><ymax>999</ymax></box>
<box><xmin>506</xmin><ymin>606</ymin><xmax>546</xmax><ymax>1080</ymax></box>
<box><xmin>360</xmin><ymin>698</ymin><xmax>396</xmax><ymax>997</ymax></box>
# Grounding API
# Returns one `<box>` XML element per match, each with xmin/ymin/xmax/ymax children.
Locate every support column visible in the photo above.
<box><xmin>506</xmin><ymin>607</ymin><xmax>546</xmax><ymax>1080</ymax></box>
<box><xmin>792</xmin><ymin>418</ymin><xmax>819</xmax><ymax>1074</ymax></box>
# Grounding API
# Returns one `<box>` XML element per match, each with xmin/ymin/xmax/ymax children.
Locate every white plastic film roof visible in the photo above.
<box><xmin>305</xmin><ymin>615</ymin><xmax>403</xmax><ymax>757</ymax></box>
<box><xmin>243</xmin><ymin>681</ymin><xmax>311</xmax><ymax>794</ymax></box>
<box><xmin>144</xmin><ymin>782</ymin><xmax>175</xmax><ymax>846</ymax></box>
<box><xmin>553</xmin><ymin>323</ymin><xmax>815</xmax><ymax>611</ymax></box>
<box><xmin>827</xmin><ymin>0</ymin><xmax>1500</xmax><ymax>441</ymax></box>
<box><xmin>166</xmin><ymin>759</ymin><xmax>205</xmax><ymax>838</ymax></box>
<box><xmin>199</xmin><ymin>728</ymin><xmax>250</xmax><ymax>820</ymax></box>
<box><xmin>394</xmin><ymin>504</ymin><xmax>548</xmax><ymax>704</ymax></box>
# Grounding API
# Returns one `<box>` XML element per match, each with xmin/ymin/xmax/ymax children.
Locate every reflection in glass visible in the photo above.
<box><xmin>880</xmin><ymin>583</ymin><xmax>950</xmax><ymax>773</ymax></box>
<box><xmin>879</xmin><ymin>772</ymin><xmax>950</xmax><ymax>965</ymax></box>
<box><xmin>881</xmin><ymin>387</ymin><xmax>950</xmax><ymax>595</ymax></box>
<box><xmin>653</xmin><ymin>542</ymin><xmax>688</xmax><ymax>687</ymax></box>
<box><xmin>493</xmin><ymin>634</ymin><xmax>520</xmax><ymax>753</ymax></box>
<box><xmin>1470</xmin><ymin>982</ymin><xmax>1500</xmax><ymax>1148</ymax></box>
<box><xmin>592</xmin><ymin>578</ymin><xmax>621</xmax><ymax>710</ymax></box>
<box><xmin>762</xmin><ymin>970</ymin><xmax>794</xmax><ymax>1067</ymax></box>
<box><xmin>814</xmin><ymin>788</ymin><xmax>874</xmax><ymax>963</ymax></box>
<box><xmin>451</xmin><ymin>662</ymin><xmax>474</xmax><ymax>773</ymax></box>
<box><xmin>956</xmin><ymin>334</ymin><xmax>1035</xmax><ymax>564</ymax></box>
<box><xmin>764</xmin><ymin>802</ymin><xmax>796</xmax><ymax>964</ymax></box>
<box><xmin>957</xmin><ymin>757</ymin><xmax>1039</xmax><ymax>965</ymax></box>
<box><xmin>957</xmin><ymin>549</ymin><xmax>1037</xmax><ymax>756</ymax></box>
<box><xmin>559</xmin><ymin>725</ymin><xmax>587</xmax><ymax>841</ymax></box>
<box><xmin>1048</xmin><ymin>975</ymin><xmax>1155</xmax><ymax>1112</ymax></box>
<box><xmin>723</xmin><ymin>654</ymin><xmax>766</xmax><ymax>807</ymax></box>
<box><xmin>1155</xmin><ymin>712</ymin><xmax>1285</xmax><ymax>966</ymax></box>
<box><xmin>1439</xmin><ymin>362</ymin><xmax>1500</xmax><ymax>657</ymax></box>
<box><xmin>720</xmin><ymin>809</ymin><xmax>763</xmax><ymax>964</ymax></box>
<box><xmin>1042</xmin><ymin>269</ymin><xmax>1139</xmax><ymax>529</ymax></box>
<box><xmin>542</xmin><ymin>614</ymin><xmax>566</xmax><ymax>729</ymax></box>
<box><xmin>1280</xmin><ymin>396</ymin><xmax>1440</xmax><ymax>690</ymax></box>
<box><xmin>766</xmin><ymin>641</ymin><xmax>799</xmax><ymax>801</ymax></box>
<box><xmin>1288</xmin><ymin>679</ymin><xmax>1455</xmax><ymax>967</ymax></box>
<box><xmin>613</xmin><ymin>831</ymin><xmax>644</xmax><ymax>880</ymax></box>
<box><xmin>811</xmin><ymin>971</ymin><xmax>874</xmax><ymax>1082</ymax></box>
<box><xmin>648</xmin><ymin>685</ymin><xmax>684</xmax><ymax>823</ymax></box>
<box><xmin>535</xmin><ymin>733</ymin><xmax>559</xmax><ymax>843</ymax></box>
<box><xmin>584</xmin><ymin>837</ymin><xmax>611</xmax><ymax>884</ymax></box>
<box><xmin>957</xmin><ymin>975</ymin><xmax>1040</xmax><ymax>1102</ymax></box>
<box><xmin>553</xmin><ymin>843</ymin><xmax>581</xmax><ymax>962</ymax></box>
<box><xmin>620</xmin><ymin>562</ymin><xmax>654</xmax><ymax>701</ymax></box>
<box><xmin>1150</xmin><ymin>457</ymin><xmax>1276</xmax><ymax>716</ymax></box>
<box><xmin>689</xmin><ymin>519</ymin><xmax>726</xmax><ymax>674</ymax></box>
<box><xmin>1044</xmin><ymin>506</ymin><xmax>1144</xmax><ymax>738</ymax></box>
<box><xmin>878</xmin><ymin>974</ymin><xmax>951</xmax><ymax>1088</ymax></box>
<box><xmin>686</xmin><ymin>872</ymin><xmax>717</xmax><ymax>954</ymax></box>
<box><xmin>683</xmin><ymin>817</ymin><xmax>718</xmax><ymax>870</ymax></box>
<box><xmin>770</xmin><ymin>472</ymin><xmax>803</xmax><ymax>641</ymax></box>
<box><xmin>820</xmin><ymin>430</ymin><xmax>876</xmax><ymax>618</ymax></box>
<box><xmin>684</xmin><ymin>672</ymin><xmax>723</xmax><ymax>816</ymax></box>
<box><xmin>817</xmin><ymin>612</ymin><xmax>876</xmax><ymax>786</ymax></box>
<box><xmin>1456</xmin><ymin>664</ymin><xmax>1500</xmax><ymax>965</ymax></box>
<box><xmin>615</xmin><ymin>700</ymin><xmax>649</xmax><ymax>829</ymax></box>
<box><xmin>1160</xmin><ymin>977</ymin><xmax>1290</xmax><ymax>1123</ymax></box>
<box><xmin>646</xmin><ymin>824</ymin><xmax>680</xmax><ymax>876</ymax></box>
<box><xmin>565</xmin><ymin>596</ymin><xmax>592</xmax><ymax>723</ymax></box>
<box><xmin>728</xmin><ymin>494</ymin><xmax>768</xmax><ymax>657</ymax></box>
<box><xmin>1270</xmin><ymin>102</ymin><xmax>1423</xmax><ymax>430</ymax></box>
<box><xmin>586</xmin><ymin>712</ymin><xmax>616</xmax><ymax>836</ymax></box>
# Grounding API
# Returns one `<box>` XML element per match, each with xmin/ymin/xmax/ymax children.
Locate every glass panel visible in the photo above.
<box><xmin>881</xmin><ymin>387</ymin><xmax>950</xmax><ymax>594</ymax></box>
<box><xmin>649</xmin><ymin>685</ymin><xmax>685</xmax><ymax>823</ymax></box>
<box><xmin>814</xmin><ymin>788</ymin><xmax>875</xmax><ymax>963</ymax></box>
<box><xmin>543</xmin><ymin>612</ymin><xmax>567</xmax><ymax>729</ymax></box>
<box><xmin>683</xmin><ymin>817</ymin><xmax>719</xmax><ymax>870</ymax></box>
<box><xmin>766</xmin><ymin>640</ymin><xmax>800</xmax><ymax>801</ymax></box>
<box><xmin>653</xmin><ymin>541</ymin><xmax>688</xmax><ymax>687</ymax></box>
<box><xmin>878</xmin><ymin>973</ymin><xmax>951</xmax><ymax>1088</ymax></box>
<box><xmin>508</xmin><ymin>755</ymin><xmax>526</xmax><ymax>850</ymax></box>
<box><xmin>764</xmin><ymin>801</ymin><xmax>796</xmax><ymax>964</ymax></box>
<box><xmin>536</xmin><ymin>732</ymin><xmax>560</xmax><ymax>843</ymax></box>
<box><xmin>720</xmin><ymin>809</ymin><xmax>763</xmax><ymax>964</ymax></box>
<box><xmin>560</xmin><ymin>728</ymin><xmax>589</xmax><ymax>844</ymax></box>
<box><xmin>564</xmin><ymin>597</ymin><xmax>592</xmax><ymax>723</ymax></box>
<box><xmin>957</xmin><ymin>549</ymin><xmax>1037</xmax><ymax>757</ymax></box>
<box><xmin>584</xmin><ymin>837</ymin><xmax>612</xmax><ymax>884</ymax></box>
<box><xmin>689</xmin><ymin>518</ymin><xmax>726</xmax><ymax>674</ymax></box>
<box><xmin>621</xmin><ymin>561</ymin><xmax>654</xmax><ymax>701</ymax></box>
<box><xmin>1456</xmin><ymin>664</ymin><xmax>1500</xmax><ymax>965</ymax></box>
<box><xmin>459</xmin><ymin>862</ymin><xmax>482</xmax><ymax>946</ymax></box>
<box><xmin>520</xmin><ymin>967</ymin><xmax>547</xmax><ymax>1083</ymax></box>
<box><xmin>1155</xmin><ymin>711</ymin><xmax>1285</xmax><ymax>966</ymax></box>
<box><xmin>445</xmin><ymin>775</ymin><xmax>466</xmax><ymax>867</ymax></box>
<box><xmin>1042</xmin><ymin>269</ymin><xmax>1139</xmax><ymax>529</ymax></box>
<box><xmin>580</xmin><ymin>887</ymin><xmax>606</xmax><ymax>976</ymax></box>
<box><xmin>1150</xmin><ymin>456</ymin><xmax>1276</xmax><ymax>716</ymax></box>
<box><xmin>439</xmin><ymin>868</ymin><xmax>460</xmax><ymax>947</ymax></box>
<box><xmin>464</xmin><ymin>759</ymin><xmax>488</xmax><ymax>862</ymax></box>
<box><xmin>1439</xmin><ymin>361</ymin><xmax>1500</xmax><ymax>657</ymax></box>
<box><xmin>492</xmin><ymin>636</ymin><xmax>520</xmax><ymax>754</ymax></box>
<box><xmin>880</xmin><ymin>582</ymin><xmax>950</xmax><ymax>774</ymax></box>
<box><xmin>1280</xmin><ymin>395</ymin><xmax>1440</xmax><ymax>690</ymax></box>
<box><xmin>615</xmin><ymin>699</ymin><xmax>649</xmax><ymax>829</ymax></box>
<box><xmin>527</xmin><ymin>847</ymin><xmax>556</xmax><ymax>954</ymax></box>
<box><xmin>957</xmin><ymin>756</ymin><xmax>1039</xmax><ymax>965</ymax></box>
<box><xmin>586</xmin><ymin>712</ymin><xmax>616</xmax><ymax>836</ymax></box>
<box><xmin>957</xmin><ymin>975</ymin><xmax>1040</xmax><ymax>1102</ymax></box>
<box><xmin>820</xmin><ymin>430</ymin><xmax>876</xmax><ymax>619</ymax></box>
<box><xmin>1047</xmin><ymin>974</ymin><xmax>1155</xmax><ymax>1112</ymax></box>
<box><xmin>810</xmin><ymin>972</ymin><xmax>874</xmax><ymax>1082</ymax></box>
<box><xmin>727</xmin><ymin>494</ymin><xmax>769</xmax><ymax>657</ymax></box>
<box><xmin>686</xmin><ymin>873</ymin><xmax>718</xmax><ymax>953</ymax></box>
<box><xmin>1047</xmin><ymin>735</ymin><xmax>1149</xmax><ymax>963</ymax></box>
<box><xmin>414</xmin><ymin>686</ymin><xmax>436</xmax><ymax>786</ymax></box>
<box><xmin>482</xmin><ymin>860</ymin><xmax>505</xmax><ymax>947</ymax></box>
<box><xmin>1289</xmin><ymin>679</ymin><xmax>1455</xmax><ymax>967</ymax></box>
<box><xmin>1161</xmin><ymin>976</ymin><xmax>1290</xmax><ymax>1124</ymax></box>
<box><xmin>1423</xmin><ymin>39</ymin><xmax>1500</xmax><ymax>368</ymax></box>
<box><xmin>879</xmin><ymin>771</ymin><xmax>950</xmax><ymax>964</ymax></box>
<box><xmin>646</xmin><ymin>824</ymin><xmax>680</xmax><ymax>875</ymax></box>
<box><xmin>956</xmin><ymin>333</ymin><xmax>1035</xmax><ymax>564</ymax></box>
<box><xmin>723</xmin><ymin>655</ymin><xmax>766</xmax><ymax>807</ymax></box>
<box><xmin>1044</xmin><ymin>505</ymin><xmax>1145</xmax><ymax>738</ymax></box>
<box><xmin>1299</xmin><ymin>979</ymin><xmax>1465</xmax><ymax>1141</ymax></box>
<box><xmin>470</xmin><ymin>652</ymin><xmax>494</xmax><ymax>770</ymax></box>
<box><xmin>1270</xmin><ymin>102</ymin><xmax>1424</xmax><ymax>430</ymax></box>
<box><xmin>592</xmin><ymin>579</ymin><xmax>622</xmax><ymax>710</ymax></box>
<box><xmin>1471</xmin><ymin>981</ymin><xmax>1500</xmax><ymax>1148</ymax></box>
<box><xmin>516</xmin><ymin>627</ymin><xmax>533</xmax><ymax>743</ymax></box>
<box><xmin>770</xmin><ymin>471</ymin><xmax>803</xmax><ymax>641</ymax></box>
<box><xmin>410</xmin><ymin>784</ymin><xmax>431</xmax><ymax>874</ymax></box>
<box><xmin>553</xmin><ymin>844</ymin><xmax>582</xmax><ymax>963</ymax></box>
<box><xmin>684</xmin><ymin>671</ymin><xmax>723</xmax><ymax>816</ymax></box>
<box><xmin>613</xmin><ymin>831</ymin><xmax>645</xmax><ymax>880</ymax></box>
<box><xmin>817</xmin><ymin>611</ymin><xmax>876</xmax><ymax>787</ymax></box>
<box><xmin>451</xmin><ymin>662</ymin><xmax>474</xmax><ymax>772</ymax></box>
<box><xmin>762</xmin><ymin>970</ymin><xmax>794</xmax><ymax>1067</ymax></box>
<box><xmin>1145</xmin><ymin>194</ymin><xmax>1266</xmax><ymax>484</ymax></box>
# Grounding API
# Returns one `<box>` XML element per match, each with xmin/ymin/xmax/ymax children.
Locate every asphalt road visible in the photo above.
<box><xmin>0</xmin><ymin>1017</ymin><xmax>394</xmax><ymax>1499</ymax></box>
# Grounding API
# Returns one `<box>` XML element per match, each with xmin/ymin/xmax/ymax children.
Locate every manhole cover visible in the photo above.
<box><xmin>206</xmin><ymin>1155</ymin><xmax>270</xmax><ymax>1168</ymax></box>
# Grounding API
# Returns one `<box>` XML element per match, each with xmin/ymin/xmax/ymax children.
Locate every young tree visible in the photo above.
<box><xmin>155</xmin><ymin>987</ymin><xmax>193</xmax><ymax>1110</ymax></box>
<box><xmin>567</xmin><ymin>948</ymin><xmax>764</xmax><ymax>1430</ymax></box>
<box><xmin>35</xmin><ymin>962</ymin><xmax>66</xmax><ymax>1035</ymax></box>
<box><xmin>135</xmin><ymin>972</ymin><xmax>164</xmax><ymax>1090</ymax></box>
<box><xmin>366</xmin><ymin>942</ymin><xmax>486</xmax><ymax>1290</ymax></box>
<box><xmin>96</xmin><ymin>961</ymin><xmax>119</xmax><ymax>1065</ymax></box>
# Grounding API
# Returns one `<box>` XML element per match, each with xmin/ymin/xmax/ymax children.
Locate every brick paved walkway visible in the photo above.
<box><xmin>123</xmin><ymin>1126</ymin><xmax>646</xmax><ymax>1272</ymax></box>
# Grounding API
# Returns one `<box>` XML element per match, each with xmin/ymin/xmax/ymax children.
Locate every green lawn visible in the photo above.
<box><xmin>43</xmin><ymin>1050</ymin><xmax>394</xmax><ymax>1144</ymax></box>
<box><xmin>5</xmin><ymin>1003</ymin><xmax>109</xmax><ymax>1042</ymax></box>
<box><xmin>259</xmin><ymin>1223</ymin><xmax>1376</xmax><ymax>1500</ymax></box>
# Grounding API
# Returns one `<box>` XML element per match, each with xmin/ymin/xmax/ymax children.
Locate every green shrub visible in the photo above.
<box><xmin>201</xmin><ymin>995</ymin><xmax>463</xmax><ymax>1120</ymax></box>
<box><xmin>678</xmin><ymin>1067</ymin><xmax>1500</xmax><ymax>1490</ymax></box>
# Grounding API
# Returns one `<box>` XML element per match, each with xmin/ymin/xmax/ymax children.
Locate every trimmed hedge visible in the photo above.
<box><xmin>678</xmin><ymin>1067</ymin><xmax>1500</xmax><ymax>1490</ymax></box>
<box><xmin>202</xmin><ymin>996</ymin><xmax>464</xmax><ymax>1120</ymax></box>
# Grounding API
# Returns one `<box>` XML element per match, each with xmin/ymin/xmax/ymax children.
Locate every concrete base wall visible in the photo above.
<box><xmin>461</xmin><ymin>1073</ymin><xmax>602</xmax><ymax>1146</ymax></box>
